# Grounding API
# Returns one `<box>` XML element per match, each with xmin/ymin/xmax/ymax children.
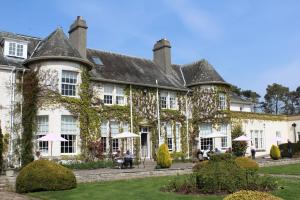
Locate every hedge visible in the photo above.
<box><xmin>224</xmin><ymin>190</ymin><xmax>282</xmax><ymax>200</ymax></box>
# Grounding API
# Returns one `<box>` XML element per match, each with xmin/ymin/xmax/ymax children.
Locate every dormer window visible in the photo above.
<box><xmin>4</xmin><ymin>40</ymin><xmax>27</xmax><ymax>59</ymax></box>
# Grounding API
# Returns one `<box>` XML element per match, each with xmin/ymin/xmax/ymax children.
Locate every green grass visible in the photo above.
<box><xmin>28</xmin><ymin>175</ymin><xmax>300</xmax><ymax>200</ymax></box>
<box><xmin>259</xmin><ymin>163</ymin><xmax>300</xmax><ymax>175</ymax></box>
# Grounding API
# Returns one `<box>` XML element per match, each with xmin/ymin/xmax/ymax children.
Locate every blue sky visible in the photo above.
<box><xmin>1</xmin><ymin>0</ymin><xmax>300</xmax><ymax>96</ymax></box>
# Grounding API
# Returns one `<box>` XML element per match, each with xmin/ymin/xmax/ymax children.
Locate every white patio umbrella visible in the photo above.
<box><xmin>112</xmin><ymin>132</ymin><xmax>139</xmax><ymax>154</ymax></box>
<box><xmin>233</xmin><ymin>135</ymin><xmax>251</xmax><ymax>142</ymax></box>
<box><xmin>37</xmin><ymin>134</ymin><xmax>67</xmax><ymax>159</ymax></box>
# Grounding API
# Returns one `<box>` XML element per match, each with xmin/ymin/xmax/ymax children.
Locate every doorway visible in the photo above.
<box><xmin>140</xmin><ymin>127</ymin><xmax>151</xmax><ymax>159</ymax></box>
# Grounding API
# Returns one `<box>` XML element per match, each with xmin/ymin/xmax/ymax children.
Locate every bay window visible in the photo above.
<box><xmin>218</xmin><ymin>93</ymin><xmax>227</xmax><ymax>110</ymax></box>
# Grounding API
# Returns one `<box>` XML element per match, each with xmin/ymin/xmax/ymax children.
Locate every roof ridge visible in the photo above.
<box><xmin>0</xmin><ymin>30</ymin><xmax>42</xmax><ymax>40</ymax></box>
<box><xmin>88</xmin><ymin>48</ymin><xmax>153</xmax><ymax>63</ymax></box>
<box><xmin>181</xmin><ymin>59</ymin><xmax>209</xmax><ymax>68</ymax></box>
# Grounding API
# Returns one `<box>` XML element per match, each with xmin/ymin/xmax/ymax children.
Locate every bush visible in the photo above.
<box><xmin>270</xmin><ymin>145</ymin><xmax>281</xmax><ymax>160</ymax></box>
<box><xmin>235</xmin><ymin>157</ymin><xmax>259</xmax><ymax>172</ymax></box>
<box><xmin>61</xmin><ymin>160</ymin><xmax>114</xmax><ymax>170</ymax></box>
<box><xmin>16</xmin><ymin>160</ymin><xmax>76</xmax><ymax>193</ymax></box>
<box><xmin>210</xmin><ymin>153</ymin><xmax>233</xmax><ymax>162</ymax></box>
<box><xmin>170</xmin><ymin>152</ymin><xmax>186</xmax><ymax>162</ymax></box>
<box><xmin>223</xmin><ymin>190</ymin><xmax>282</xmax><ymax>200</ymax></box>
<box><xmin>192</xmin><ymin>160</ymin><xmax>208</xmax><ymax>172</ymax></box>
<box><xmin>231</xmin><ymin>124</ymin><xmax>248</xmax><ymax>156</ymax></box>
<box><xmin>157</xmin><ymin>144</ymin><xmax>172</xmax><ymax>168</ymax></box>
<box><xmin>279</xmin><ymin>142</ymin><xmax>300</xmax><ymax>157</ymax></box>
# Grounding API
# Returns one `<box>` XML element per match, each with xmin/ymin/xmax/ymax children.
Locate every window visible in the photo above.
<box><xmin>101</xmin><ymin>121</ymin><xmax>108</xmax><ymax>136</ymax></box>
<box><xmin>61</xmin><ymin>116</ymin><xmax>78</xmax><ymax>154</ymax></box>
<box><xmin>104</xmin><ymin>85</ymin><xmax>113</xmax><ymax>104</ymax></box>
<box><xmin>92</xmin><ymin>56</ymin><xmax>103</xmax><ymax>65</ymax></box>
<box><xmin>61</xmin><ymin>71</ymin><xmax>78</xmax><ymax>96</ymax></box>
<box><xmin>166</xmin><ymin>123</ymin><xmax>173</xmax><ymax>151</ymax></box>
<box><xmin>199</xmin><ymin>123</ymin><xmax>212</xmax><ymax>137</ymax></box>
<box><xmin>61</xmin><ymin>134</ymin><xmax>76</xmax><ymax>154</ymax></box>
<box><xmin>160</xmin><ymin>91</ymin><xmax>177</xmax><ymax>109</ymax></box>
<box><xmin>36</xmin><ymin>116</ymin><xmax>49</xmax><ymax>153</ymax></box>
<box><xmin>116</xmin><ymin>87</ymin><xmax>124</xmax><ymax>105</ymax></box>
<box><xmin>9</xmin><ymin>42</ymin><xmax>16</xmax><ymax>56</ymax></box>
<box><xmin>221</xmin><ymin>137</ymin><xmax>227</xmax><ymax>148</ymax></box>
<box><xmin>160</xmin><ymin>96</ymin><xmax>167</xmax><ymax>109</ymax></box>
<box><xmin>103</xmin><ymin>85</ymin><xmax>125</xmax><ymax>105</ymax></box>
<box><xmin>218</xmin><ymin>93</ymin><xmax>227</xmax><ymax>110</ymax></box>
<box><xmin>110</xmin><ymin>122</ymin><xmax>119</xmax><ymax>152</ymax></box>
<box><xmin>17</xmin><ymin>44</ymin><xmax>23</xmax><ymax>57</ymax></box>
<box><xmin>200</xmin><ymin>138</ymin><xmax>213</xmax><ymax>150</ymax></box>
<box><xmin>250</xmin><ymin>130</ymin><xmax>265</xmax><ymax>150</ymax></box>
<box><xmin>101</xmin><ymin>137</ymin><xmax>107</xmax><ymax>152</ymax></box>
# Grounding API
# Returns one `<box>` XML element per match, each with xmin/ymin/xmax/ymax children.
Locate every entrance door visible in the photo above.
<box><xmin>140</xmin><ymin>127</ymin><xmax>150</xmax><ymax>158</ymax></box>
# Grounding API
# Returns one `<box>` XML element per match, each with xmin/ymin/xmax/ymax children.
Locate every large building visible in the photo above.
<box><xmin>0</xmin><ymin>16</ymin><xmax>299</xmax><ymax>166</ymax></box>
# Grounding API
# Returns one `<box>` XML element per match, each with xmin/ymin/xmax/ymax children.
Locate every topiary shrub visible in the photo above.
<box><xmin>157</xmin><ymin>144</ymin><xmax>172</xmax><ymax>168</ymax></box>
<box><xmin>235</xmin><ymin>157</ymin><xmax>259</xmax><ymax>172</ymax></box>
<box><xmin>231</xmin><ymin>124</ymin><xmax>247</xmax><ymax>156</ymax></box>
<box><xmin>16</xmin><ymin>160</ymin><xmax>76</xmax><ymax>193</ymax></box>
<box><xmin>210</xmin><ymin>153</ymin><xmax>233</xmax><ymax>162</ymax></box>
<box><xmin>223</xmin><ymin>190</ymin><xmax>282</xmax><ymax>200</ymax></box>
<box><xmin>270</xmin><ymin>145</ymin><xmax>281</xmax><ymax>160</ymax></box>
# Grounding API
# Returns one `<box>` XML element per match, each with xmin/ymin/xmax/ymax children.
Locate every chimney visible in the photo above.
<box><xmin>153</xmin><ymin>39</ymin><xmax>171</xmax><ymax>72</ymax></box>
<box><xmin>69</xmin><ymin>16</ymin><xmax>88</xmax><ymax>58</ymax></box>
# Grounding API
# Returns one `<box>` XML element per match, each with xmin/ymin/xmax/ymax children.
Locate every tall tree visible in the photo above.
<box><xmin>264</xmin><ymin>83</ymin><xmax>289</xmax><ymax>114</ymax></box>
<box><xmin>284</xmin><ymin>86</ymin><xmax>300</xmax><ymax>115</ymax></box>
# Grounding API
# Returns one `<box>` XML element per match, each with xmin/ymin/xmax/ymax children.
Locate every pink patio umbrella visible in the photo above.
<box><xmin>37</xmin><ymin>134</ymin><xmax>67</xmax><ymax>159</ymax></box>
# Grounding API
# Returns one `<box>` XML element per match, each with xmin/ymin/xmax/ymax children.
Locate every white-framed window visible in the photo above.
<box><xmin>36</xmin><ymin>115</ymin><xmax>49</xmax><ymax>153</ymax></box>
<box><xmin>220</xmin><ymin>123</ymin><xmax>228</xmax><ymax>148</ymax></box>
<box><xmin>9</xmin><ymin>42</ymin><xmax>16</xmax><ymax>56</ymax></box>
<box><xmin>110</xmin><ymin>121</ymin><xmax>119</xmax><ymax>152</ymax></box>
<box><xmin>61</xmin><ymin>115</ymin><xmax>78</xmax><ymax>154</ymax></box>
<box><xmin>166</xmin><ymin>123</ymin><xmax>173</xmax><ymax>151</ymax></box>
<box><xmin>101</xmin><ymin>121</ymin><xmax>108</xmax><ymax>137</ymax></box>
<box><xmin>199</xmin><ymin>123</ymin><xmax>212</xmax><ymax>137</ymax></box>
<box><xmin>250</xmin><ymin>130</ymin><xmax>265</xmax><ymax>150</ymax></box>
<box><xmin>200</xmin><ymin>138</ymin><xmax>213</xmax><ymax>150</ymax></box>
<box><xmin>61</xmin><ymin>70</ymin><xmax>78</xmax><ymax>96</ymax></box>
<box><xmin>103</xmin><ymin>84</ymin><xmax>125</xmax><ymax>105</ymax></box>
<box><xmin>16</xmin><ymin>44</ymin><xmax>23</xmax><ymax>57</ymax></box>
<box><xmin>101</xmin><ymin>137</ymin><xmax>107</xmax><ymax>153</ymax></box>
<box><xmin>160</xmin><ymin>91</ymin><xmax>177</xmax><ymax>109</ymax></box>
<box><xmin>221</xmin><ymin>137</ymin><xmax>227</xmax><ymax>148</ymax></box>
<box><xmin>4</xmin><ymin>40</ymin><xmax>27</xmax><ymax>58</ymax></box>
<box><xmin>218</xmin><ymin>93</ymin><xmax>227</xmax><ymax>110</ymax></box>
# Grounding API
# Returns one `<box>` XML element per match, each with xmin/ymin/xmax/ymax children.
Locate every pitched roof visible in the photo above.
<box><xmin>87</xmin><ymin>49</ymin><xmax>186</xmax><ymax>90</ymax></box>
<box><xmin>31</xmin><ymin>28</ymin><xmax>82</xmax><ymax>58</ymax></box>
<box><xmin>230</xmin><ymin>92</ymin><xmax>253</xmax><ymax>105</ymax></box>
<box><xmin>181</xmin><ymin>59</ymin><xmax>228</xmax><ymax>86</ymax></box>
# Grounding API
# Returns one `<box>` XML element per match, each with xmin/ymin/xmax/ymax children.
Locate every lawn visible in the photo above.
<box><xmin>28</xmin><ymin>176</ymin><xmax>300</xmax><ymax>200</ymax></box>
<box><xmin>259</xmin><ymin>163</ymin><xmax>300</xmax><ymax>175</ymax></box>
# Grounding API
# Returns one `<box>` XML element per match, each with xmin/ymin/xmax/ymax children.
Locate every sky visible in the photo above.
<box><xmin>1</xmin><ymin>0</ymin><xmax>300</xmax><ymax>96</ymax></box>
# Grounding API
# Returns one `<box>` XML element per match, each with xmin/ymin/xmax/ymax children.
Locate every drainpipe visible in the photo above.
<box><xmin>156</xmin><ymin>80</ymin><xmax>161</xmax><ymax>145</ymax></box>
<box><xmin>130</xmin><ymin>84</ymin><xmax>134</xmax><ymax>154</ymax></box>
<box><xmin>185</xmin><ymin>90</ymin><xmax>190</xmax><ymax>159</ymax></box>
<box><xmin>19</xmin><ymin>68</ymin><xmax>26</xmax><ymax>166</ymax></box>
<box><xmin>9</xmin><ymin>66</ymin><xmax>16</xmax><ymax>166</ymax></box>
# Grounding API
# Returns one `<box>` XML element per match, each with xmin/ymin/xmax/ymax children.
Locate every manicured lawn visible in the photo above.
<box><xmin>28</xmin><ymin>176</ymin><xmax>300</xmax><ymax>200</ymax></box>
<box><xmin>259</xmin><ymin>163</ymin><xmax>300</xmax><ymax>175</ymax></box>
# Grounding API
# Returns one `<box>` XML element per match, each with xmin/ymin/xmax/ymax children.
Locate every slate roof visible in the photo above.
<box><xmin>0</xmin><ymin>29</ymin><xmax>228</xmax><ymax>90</ymax></box>
<box><xmin>30</xmin><ymin>28</ymin><xmax>82</xmax><ymax>59</ymax></box>
<box><xmin>87</xmin><ymin>49</ymin><xmax>186</xmax><ymax>90</ymax></box>
<box><xmin>0</xmin><ymin>31</ymin><xmax>41</xmax><ymax>68</ymax></box>
<box><xmin>230</xmin><ymin>92</ymin><xmax>253</xmax><ymax>105</ymax></box>
<box><xmin>181</xmin><ymin>60</ymin><xmax>228</xmax><ymax>86</ymax></box>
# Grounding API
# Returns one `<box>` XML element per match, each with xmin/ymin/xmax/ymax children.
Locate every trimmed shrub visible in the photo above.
<box><xmin>224</xmin><ymin>190</ymin><xmax>282</xmax><ymax>200</ymax></box>
<box><xmin>210</xmin><ymin>153</ymin><xmax>233</xmax><ymax>162</ymax></box>
<box><xmin>231</xmin><ymin>124</ymin><xmax>247</xmax><ymax>156</ymax></box>
<box><xmin>235</xmin><ymin>157</ymin><xmax>259</xmax><ymax>172</ymax></box>
<box><xmin>192</xmin><ymin>160</ymin><xmax>208</xmax><ymax>172</ymax></box>
<box><xmin>157</xmin><ymin>144</ymin><xmax>172</xmax><ymax>168</ymax></box>
<box><xmin>61</xmin><ymin>160</ymin><xmax>114</xmax><ymax>170</ymax></box>
<box><xmin>16</xmin><ymin>160</ymin><xmax>76</xmax><ymax>193</ymax></box>
<box><xmin>270</xmin><ymin>145</ymin><xmax>281</xmax><ymax>160</ymax></box>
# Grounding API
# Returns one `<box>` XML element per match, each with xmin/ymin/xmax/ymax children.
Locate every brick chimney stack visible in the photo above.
<box><xmin>153</xmin><ymin>39</ymin><xmax>172</xmax><ymax>73</ymax></box>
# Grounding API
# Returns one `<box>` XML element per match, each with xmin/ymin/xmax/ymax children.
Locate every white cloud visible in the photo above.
<box><xmin>164</xmin><ymin>0</ymin><xmax>222</xmax><ymax>40</ymax></box>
